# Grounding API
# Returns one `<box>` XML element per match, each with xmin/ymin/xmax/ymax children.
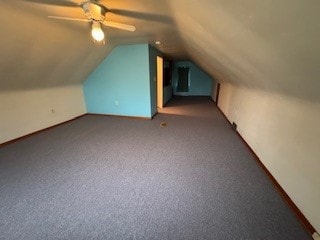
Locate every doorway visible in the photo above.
<box><xmin>177</xmin><ymin>67</ymin><xmax>189</xmax><ymax>93</ymax></box>
<box><xmin>216</xmin><ymin>83</ymin><xmax>221</xmax><ymax>106</ymax></box>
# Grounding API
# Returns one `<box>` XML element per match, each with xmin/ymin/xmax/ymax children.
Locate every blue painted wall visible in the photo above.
<box><xmin>84</xmin><ymin>44</ymin><xmax>152</xmax><ymax>118</ymax></box>
<box><xmin>173</xmin><ymin>61</ymin><xmax>214</xmax><ymax>96</ymax></box>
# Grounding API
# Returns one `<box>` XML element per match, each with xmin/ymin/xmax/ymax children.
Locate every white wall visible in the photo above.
<box><xmin>218</xmin><ymin>82</ymin><xmax>320</xmax><ymax>233</ymax></box>
<box><xmin>0</xmin><ymin>85</ymin><xmax>86</xmax><ymax>144</ymax></box>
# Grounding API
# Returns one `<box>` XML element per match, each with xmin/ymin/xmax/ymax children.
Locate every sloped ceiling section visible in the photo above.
<box><xmin>0</xmin><ymin>0</ymin><xmax>185</xmax><ymax>90</ymax></box>
<box><xmin>1</xmin><ymin>0</ymin><xmax>319</xmax><ymax>102</ymax></box>
<box><xmin>168</xmin><ymin>0</ymin><xmax>320</xmax><ymax>101</ymax></box>
<box><xmin>0</xmin><ymin>1</ymin><xmax>114</xmax><ymax>90</ymax></box>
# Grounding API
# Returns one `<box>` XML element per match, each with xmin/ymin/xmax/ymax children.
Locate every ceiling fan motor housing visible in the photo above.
<box><xmin>82</xmin><ymin>2</ymin><xmax>106</xmax><ymax>21</ymax></box>
<box><xmin>46</xmin><ymin>1</ymin><xmax>135</xmax><ymax>33</ymax></box>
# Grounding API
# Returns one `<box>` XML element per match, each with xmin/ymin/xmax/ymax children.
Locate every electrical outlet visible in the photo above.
<box><xmin>51</xmin><ymin>109</ymin><xmax>55</xmax><ymax>114</ymax></box>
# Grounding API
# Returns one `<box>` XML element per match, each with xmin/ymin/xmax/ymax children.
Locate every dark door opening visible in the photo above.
<box><xmin>177</xmin><ymin>67</ymin><xmax>189</xmax><ymax>92</ymax></box>
<box><xmin>216</xmin><ymin>83</ymin><xmax>221</xmax><ymax>105</ymax></box>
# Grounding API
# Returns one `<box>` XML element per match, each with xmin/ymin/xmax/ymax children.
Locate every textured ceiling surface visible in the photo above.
<box><xmin>1</xmin><ymin>0</ymin><xmax>319</xmax><ymax>101</ymax></box>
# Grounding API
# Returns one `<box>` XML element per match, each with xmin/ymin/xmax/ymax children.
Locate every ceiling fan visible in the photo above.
<box><xmin>45</xmin><ymin>0</ymin><xmax>136</xmax><ymax>42</ymax></box>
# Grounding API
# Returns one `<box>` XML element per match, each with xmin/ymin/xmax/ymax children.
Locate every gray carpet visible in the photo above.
<box><xmin>0</xmin><ymin>96</ymin><xmax>311</xmax><ymax>240</ymax></box>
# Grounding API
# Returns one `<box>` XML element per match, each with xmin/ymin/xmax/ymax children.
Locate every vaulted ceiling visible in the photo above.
<box><xmin>1</xmin><ymin>0</ymin><xmax>319</xmax><ymax>101</ymax></box>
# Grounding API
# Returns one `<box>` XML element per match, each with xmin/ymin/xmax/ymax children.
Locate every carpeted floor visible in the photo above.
<box><xmin>0</xmin><ymin>96</ymin><xmax>311</xmax><ymax>239</ymax></box>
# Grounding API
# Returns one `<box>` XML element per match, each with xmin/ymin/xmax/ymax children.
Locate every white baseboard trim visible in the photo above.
<box><xmin>313</xmin><ymin>232</ymin><xmax>320</xmax><ymax>240</ymax></box>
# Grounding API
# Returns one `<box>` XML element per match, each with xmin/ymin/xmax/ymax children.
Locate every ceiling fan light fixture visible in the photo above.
<box><xmin>91</xmin><ymin>21</ymin><xmax>104</xmax><ymax>42</ymax></box>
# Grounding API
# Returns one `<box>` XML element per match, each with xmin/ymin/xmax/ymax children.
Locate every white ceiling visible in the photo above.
<box><xmin>1</xmin><ymin>0</ymin><xmax>320</xmax><ymax>101</ymax></box>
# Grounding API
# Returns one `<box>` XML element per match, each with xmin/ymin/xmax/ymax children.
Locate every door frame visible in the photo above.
<box><xmin>157</xmin><ymin>56</ymin><xmax>163</xmax><ymax>108</ymax></box>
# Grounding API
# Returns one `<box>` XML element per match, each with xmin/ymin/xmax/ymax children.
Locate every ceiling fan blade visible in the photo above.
<box><xmin>102</xmin><ymin>20</ymin><xmax>136</xmax><ymax>32</ymax></box>
<box><xmin>21</xmin><ymin>0</ymin><xmax>79</xmax><ymax>7</ymax></box>
<box><xmin>109</xmin><ymin>9</ymin><xmax>173</xmax><ymax>24</ymax></box>
<box><xmin>48</xmin><ymin>16</ymin><xmax>91</xmax><ymax>22</ymax></box>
